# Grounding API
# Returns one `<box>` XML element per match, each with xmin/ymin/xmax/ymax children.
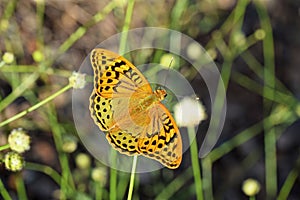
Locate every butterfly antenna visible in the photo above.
<box><xmin>163</xmin><ymin>57</ymin><xmax>174</xmax><ymax>88</ymax></box>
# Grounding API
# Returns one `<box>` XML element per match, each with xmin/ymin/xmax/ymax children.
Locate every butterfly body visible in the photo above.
<box><xmin>89</xmin><ymin>48</ymin><xmax>182</xmax><ymax>169</ymax></box>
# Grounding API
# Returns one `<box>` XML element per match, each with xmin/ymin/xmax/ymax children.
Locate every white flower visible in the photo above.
<box><xmin>69</xmin><ymin>72</ymin><xmax>86</xmax><ymax>89</ymax></box>
<box><xmin>2</xmin><ymin>52</ymin><xmax>14</xmax><ymax>64</ymax></box>
<box><xmin>187</xmin><ymin>42</ymin><xmax>203</xmax><ymax>60</ymax></box>
<box><xmin>174</xmin><ymin>97</ymin><xmax>207</xmax><ymax>127</ymax></box>
<box><xmin>8</xmin><ymin>128</ymin><xmax>30</xmax><ymax>153</ymax></box>
<box><xmin>4</xmin><ymin>151</ymin><xmax>25</xmax><ymax>172</ymax></box>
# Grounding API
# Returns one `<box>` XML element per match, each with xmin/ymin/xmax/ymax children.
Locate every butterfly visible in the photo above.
<box><xmin>89</xmin><ymin>48</ymin><xmax>182</xmax><ymax>169</ymax></box>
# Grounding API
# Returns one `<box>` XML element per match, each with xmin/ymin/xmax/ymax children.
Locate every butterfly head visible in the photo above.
<box><xmin>154</xmin><ymin>89</ymin><xmax>167</xmax><ymax>101</ymax></box>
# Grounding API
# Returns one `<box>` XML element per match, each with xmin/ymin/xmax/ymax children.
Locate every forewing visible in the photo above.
<box><xmin>90</xmin><ymin>48</ymin><xmax>152</xmax><ymax>98</ymax></box>
<box><xmin>89</xmin><ymin>48</ymin><xmax>152</xmax><ymax>131</ymax></box>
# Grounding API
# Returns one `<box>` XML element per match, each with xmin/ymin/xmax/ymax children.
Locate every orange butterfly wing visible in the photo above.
<box><xmin>89</xmin><ymin>48</ymin><xmax>182</xmax><ymax>169</ymax></box>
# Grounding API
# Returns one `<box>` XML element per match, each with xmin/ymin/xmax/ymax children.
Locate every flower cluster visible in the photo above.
<box><xmin>174</xmin><ymin>97</ymin><xmax>207</xmax><ymax>127</ymax></box>
<box><xmin>8</xmin><ymin>128</ymin><xmax>31</xmax><ymax>153</ymax></box>
<box><xmin>0</xmin><ymin>128</ymin><xmax>31</xmax><ymax>172</ymax></box>
<box><xmin>69</xmin><ymin>71</ymin><xmax>86</xmax><ymax>89</ymax></box>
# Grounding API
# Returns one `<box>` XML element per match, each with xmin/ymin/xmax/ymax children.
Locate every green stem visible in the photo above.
<box><xmin>170</xmin><ymin>0</ymin><xmax>188</xmax><ymax>29</ymax></box>
<box><xmin>277</xmin><ymin>168</ymin><xmax>298</xmax><ymax>200</ymax></box>
<box><xmin>188</xmin><ymin>126</ymin><xmax>204</xmax><ymax>200</ymax></box>
<box><xmin>0</xmin><ymin>84</ymin><xmax>72</xmax><ymax>128</ymax></box>
<box><xmin>25</xmin><ymin>162</ymin><xmax>63</xmax><ymax>186</ymax></box>
<box><xmin>202</xmin><ymin>157</ymin><xmax>213</xmax><ymax>200</ymax></box>
<box><xmin>155</xmin><ymin>167</ymin><xmax>193</xmax><ymax>200</ymax></box>
<box><xmin>277</xmin><ymin>156</ymin><xmax>300</xmax><ymax>200</ymax></box>
<box><xmin>127</xmin><ymin>155</ymin><xmax>138</xmax><ymax>200</ymax></box>
<box><xmin>208</xmin><ymin>116</ymin><xmax>265</xmax><ymax>162</ymax></box>
<box><xmin>232</xmin><ymin>71</ymin><xmax>298</xmax><ymax>106</ymax></box>
<box><xmin>0</xmin><ymin>144</ymin><xmax>10</xmax><ymax>152</ymax></box>
<box><xmin>116</xmin><ymin>173</ymin><xmax>130</xmax><ymax>200</ymax></box>
<box><xmin>16</xmin><ymin>174</ymin><xmax>28</xmax><ymax>200</ymax></box>
<box><xmin>254</xmin><ymin>1</ymin><xmax>277</xmax><ymax>198</ymax></box>
<box><xmin>249</xmin><ymin>196</ymin><xmax>256</xmax><ymax>200</ymax></box>
<box><xmin>36</xmin><ymin>0</ymin><xmax>45</xmax><ymax>50</ymax></box>
<box><xmin>0</xmin><ymin>178</ymin><xmax>12</xmax><ymax>200</ymax></box>
<box><xmin>119</xmin><ymin>0</ymin><xmax>135</xmax><ymax>54</ymax></box>
<box><xmin>110</xmin><ymin>150</ymin><xmax>117</xmax><ymax>200</ymax></box>
<box><xmin>220</xmin><ymin>0</ymin><xmax>250</xmax><ymax>34</ymax></box>
<box><xmin>241</xmin><ymin>51</ymin><xmax>293</xmax><ymax>96</ymax></box>
<box><xmin>57</xmin><ymin>1</ymin><xmax>116</xmax><ymax>56</ymax></box>
<box><xmin>95</xmin><ymin>181</ymin><xmax>103</xmax><ymax>200</ymax></box>
<box><xmin>0</xmin><ymin>72</ymin><xmax>39</xmax><ymax>112</ymax></box>
<box><xmin>48</xmin><ymin>107</ymin><xmax>75</xmax><ymax>199</ymax></box>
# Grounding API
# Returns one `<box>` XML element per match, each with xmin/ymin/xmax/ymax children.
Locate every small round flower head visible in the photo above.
<box><xmin>69</xmin><ymin>71</ymin><xmax>86</xmax><ymax>89</ymax></box>
<box><xmin>2</xmin><ymin>52</ymin><xmax>15</xmax><ymax>64</ymax></box>
<box><xmin>4</xmin><ymin>151</ymin><xmax>25</xmax><ymax>172</ymax></box>
<box><xmin>8</xmin><ymin>128</ymin><xmax>30</xmax><ymax>153</ymax></box>
<box><xmin>91</xmin><ymin>167</ymin><xmax>107</xmax><ymax>185</ymax></box>
<box><xmin>32</xmin><ymin>50</ymin><xmax>44</xmax><ymax>63</ymax></box>
<box><xmin>242</xmin><ymin>178</ymin><xmax>261</xmax><ymax>196</ymax></box>
<box><xmin>160</xmin><ymin>53</ymin><xmax>175</xmax><ymax>69</ymax></box>
<box><xmin>187</xmin><ymin>42</ymin><xmax>203</xmax><ymax>60</ymax></box>
<box><xmin>174</xmin><ymin>97</ymin><xmax>207</xmax><ymax>127</ymax></box>
<box><xmin>232</xmin><ymin>31</ymin><xmax>246</xmax><ymax>48</ymax></box>
<box><xmin>75</xmin><ymin>153</ymin><xmax>91</xmax><ymax>169</ymax></box>
<box><xmin>62</xmin><ymin>138</ymin><xmax>77</xmax><ymax>153</ymax></box>
<box><xmin>254</xmin><ymin>29</ymin><xmax>266</xmax><ymax>40</ymax></box>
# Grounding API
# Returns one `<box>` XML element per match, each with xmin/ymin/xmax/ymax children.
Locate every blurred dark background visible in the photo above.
<box><xmin>1</xmin><ymin>0</ymin><xmax>300</xmax><ymax>199</ymax></box>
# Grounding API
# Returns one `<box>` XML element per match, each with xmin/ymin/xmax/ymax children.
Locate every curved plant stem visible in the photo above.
<box><xmin>0</xmin><ymin>84</ymin><xmax>72</xmax><ymax>128</ymax></box>
<box><xmin>0</xmin><ymin>178</ymin><xmax>12</xmax><ymax>200</ymax></box>
<box><xmin>119</xmin><ymin>0</ymin><xmax>135</xmax><ymax>54</ymax></box>
<box><xmin>127</xmin><ymin>155</ymin><xmax>138</xmax><ymax>200</ymax></box>
<box><xmin>0</xmin><ymin>144</ymin><xmax>10</xmax><ymax>152</ymax></box>
<box><xmin>254</xmin><ymin>1</ymin><xmax>277</xmax><ymax>198</ymax></box>
<box><xmin>110</xmin><ymin>150</ymin><xmax>117</xmax><ymax>200</ymax></box>
<box><xmin>188</xmin><ymin>126</ymin><xmax>203</xmax><ymax>200</ymax></box>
